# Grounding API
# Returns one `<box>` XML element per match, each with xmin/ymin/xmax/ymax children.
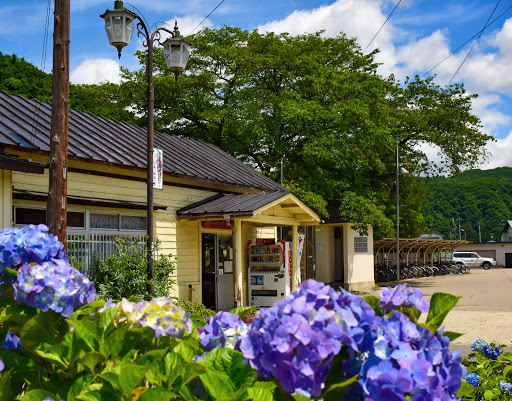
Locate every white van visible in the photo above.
<box><xmin>452</xmin><ymin>252</ymin><xmax>496</xmax><ymax>270</ymax></box>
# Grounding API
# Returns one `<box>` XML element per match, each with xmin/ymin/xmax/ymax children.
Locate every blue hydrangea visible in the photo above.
<box><xmin>197</xmin><ymin>311</ymin><xmax>248</xmax><ymax>351</ymax></box>
<box><xmin>239</xmin><ymin>279</ymin><xmax>379</xmax><ymax>397</ymax></box>
<box><xmin>465</xmin><ymin>372</ymin><xmax>480</xmax><ymax>387</ymax></box>
<box><xmin>3</xmin><ymin>332</ymin><xmax>22</xmax><ymax>350</ymax></box>
<box><xmin>13</xmin><ymin>259</ymin><xmax>96</xmax><ymax>317</ymax></box>
<box><xmin>471</xmin><ymin>339</ymin><xmax>488</xmax><ymax>352</ymax></box>
<box><xmin>380</xmin><ymin>284</ymin><xmax>430</xmax><ymax>314</ymax></box>
<box><xmin>482</xmin><ymin>345</ymin><xmax>500</xmax><ymax>360</ymax></box>
<box><xmin>344</xmin><ymin>311</ymin><xmax>464</xmax><ymax>400</ymax></box>
<box><xmin>239</xmin><ymin>279</ymin><xmax>464</xmax><ymax>399</ymax></box>
<box><xmin>500</xmin><ymin>381</ymin><xmax>512</xmax><ymax>392</ymax></box>
<box><xmin>0</xmin><ymin>225</ymin><xmax>66</xmax><ymax>274</ymax></box>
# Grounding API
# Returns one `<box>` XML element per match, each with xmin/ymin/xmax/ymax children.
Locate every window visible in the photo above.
<box><xmin>14</xmin><ymin>207</ymin><xmax>85</xmax><ymax>228</ymax></box>
<box><xmin>90</xmin><ymin>213</ymin><xmax>119</xmax><ymax>229</ymax></box>
<box><xmin>354</xmin><ymin>237</ymin><xmax>368</xmax><ymax>253</ymax></box>
<box><xmin>121</xmin><ymin>215</ymin><xmax>146</xmax><ymax>230</ymax></box>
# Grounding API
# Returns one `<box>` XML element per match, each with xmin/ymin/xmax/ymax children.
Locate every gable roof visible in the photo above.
<box><xmin>0</xmin><ymin>91</ymin><xmax>282</xmax><ymax>192</ymax></box>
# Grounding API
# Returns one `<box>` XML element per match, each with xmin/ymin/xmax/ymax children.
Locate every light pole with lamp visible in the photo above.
<box><xmin>396</xmin><ymin>133</ymin><xmax>408</xmax><ymax>285</ymax></box>
<box><xmin>101</xmin><ymin>1</ymin><xmax>191</xmax><ymax>293</ymax></box>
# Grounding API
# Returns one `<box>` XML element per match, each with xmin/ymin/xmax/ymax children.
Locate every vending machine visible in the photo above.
<box><xmin>248</xmin><ymin>239</ymin><xmax>292</xmax><ymax>307</ymax></box>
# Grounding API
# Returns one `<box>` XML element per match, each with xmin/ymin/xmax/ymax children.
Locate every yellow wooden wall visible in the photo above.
<box><xmin>11</xmin><ymin>169</ymin><xmax>217</xmax><ymax>300</ymax></box>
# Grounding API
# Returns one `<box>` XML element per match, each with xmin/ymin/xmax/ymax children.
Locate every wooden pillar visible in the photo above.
<box><xmin>292</xmin><ymin>224</ymin><xmax>298</xmax><ymax>292</ymax></box>
<box><xmin>234</xmin><ymin>219</ymin><xmax>243</xmax><ymax>307</ymax></box>
<box><xmin>0</xmin><ymin>170</ymin><xmax>12</xmax><ymax>229</ymax></box>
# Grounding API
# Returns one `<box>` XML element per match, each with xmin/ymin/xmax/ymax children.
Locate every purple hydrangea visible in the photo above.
<box><xmin>380</xmin><ymin>284</ymin><xmax>430</xmax><ymax>314</ymax></box>
<box><xmin>197</xmin><ymin>311</ymin><xmax>248</xmax><ymax>351</ymax></box>
<box><xmin>472</xmin><ymin>339</ymin><xmax>488</xmax><ymax>352</ymax></box>
<box><xmin>465</xmin><ymin>372</ymin><xmax>480</xmax><ymax>387</ymax></box>
<box><xmin>239</xmin><ymin>279</ymin><xmax>378</xmax><ymax>397</ymax></box>
<box><xmin>13</xmin><ymin>259</ymin><xmax>96</xmax><ymax>317</ymax></box>
<box><xmin>0</xmin><ymin>225</ymin><xmax>66</xmax><ymax>274</ymax></box>
<box><xmin>0</xmin><ymin>356</ymin><xmax>3</xmax><ymax>372</ymax></box>
<box><xmin>3</xmin><ymin>332</ymin><xmax>22</xmax><ymax>350</ymax></box>
<box><xmin>500</xmin><ymin>381</ymin><xmax>512</xmax><ymax>392</ymax></box>
<box><xmin>482</xmin><ymin>345</ymin><xmax>500</xmax><ymax>360</ymax></box>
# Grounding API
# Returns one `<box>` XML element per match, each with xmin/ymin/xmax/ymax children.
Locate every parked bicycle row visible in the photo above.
<box><xmin>374</xmin><ymin>261</ymin><xmax>469</xmax><ymax>284</ymax></box>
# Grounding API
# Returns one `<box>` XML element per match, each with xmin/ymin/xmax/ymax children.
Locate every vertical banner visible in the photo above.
<box><xmin>153</xmin><ymin>148</ymin><xmax>163</xmax><ymax>189</ymax></box>
<box><xmin>297</xmin><ymin>234</ymin><xmax>305</xmax><ymax>285</ymax></box>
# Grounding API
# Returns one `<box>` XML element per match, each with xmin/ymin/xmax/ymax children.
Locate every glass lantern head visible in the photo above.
<box><xmin>100</xmin><ymin>1</ymin><xmax>137</xmax><ymax>58</ymax></box>
<box><xmin>162</xmin><ymin>21</ymin><xmax>191</xmax><ymax>77</ymax></box>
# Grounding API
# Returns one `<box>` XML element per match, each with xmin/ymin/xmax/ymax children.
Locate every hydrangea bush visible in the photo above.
<box><xmin>0</xmin><ymin>224</ymin><xmax>493</xmax><ymax>401</ymax></box>
<box><xmin>461</xmin><ymin>339</ymin><xmax>512</xmax><ymax>400</ymax></box>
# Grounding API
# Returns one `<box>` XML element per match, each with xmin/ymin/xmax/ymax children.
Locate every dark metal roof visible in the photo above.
<box><xmin>0</xmin><ymin>153</ymin><xmax>46</xmax><ymax>174</ymax></box>
<box><xmin>0</xmin><ymin>91</ymin><xmax>282</xmax><ymax>191</ymax></box>
<box><xmin>177</xmin><ymin>191</ymin><xmax>289</xmax><ymax>218</ymax></box>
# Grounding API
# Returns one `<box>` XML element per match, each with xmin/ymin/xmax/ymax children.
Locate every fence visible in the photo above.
<box><xmin>66</xmin><ymin>232</ymin><xmax>146</xmax><ymax>274</ymax></box>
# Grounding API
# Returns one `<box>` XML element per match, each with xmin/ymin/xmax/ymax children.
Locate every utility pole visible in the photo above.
<box><xmin>47</xmin><ymin>0</ymin><xmax>70</xmax><ymax>246</ymax></box>
<box><xmin>479</xmin><ymin>221</ymin><xmax>482</xmax><ymax>243</ymax></box>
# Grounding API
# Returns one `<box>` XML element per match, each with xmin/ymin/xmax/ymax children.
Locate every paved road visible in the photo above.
<box><xmin>368</xmin><ymin>268</ymin><xmax>512</xmax><ymax>356</ymax></box>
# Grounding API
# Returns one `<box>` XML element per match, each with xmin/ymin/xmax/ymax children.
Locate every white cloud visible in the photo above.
<box><xmin>481</xmin><ymin>133</ymin><xmax>512</xmax><ymax>169</ymax></box>
<box><xmin>70</xmin><ymin>58</ymin><xmax>121</xmax><ymax>85</ymax></box>
<box><xmin>471</xmin><ymin>94</ymin><xmax>512</xmax><ymax>134</ymax></box>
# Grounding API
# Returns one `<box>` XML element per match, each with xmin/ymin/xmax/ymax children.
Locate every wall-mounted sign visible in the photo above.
<box><xmin>153</xmin><ymin>148</ymin><xmax>163</xmax><ymax>190</ymax></box>
<box><xmin>201</xmin><ymin>220</ymin><xmax>234</xmax><ymax>230</ymax></box>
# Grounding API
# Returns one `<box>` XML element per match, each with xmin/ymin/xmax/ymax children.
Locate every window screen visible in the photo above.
<box><xmin>354</xmin><ymin>237</ymin><xmax>368</xmax><ymax>253</ymax></box>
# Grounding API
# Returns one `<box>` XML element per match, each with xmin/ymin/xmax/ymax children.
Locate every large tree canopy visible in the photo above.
<box><xmin>2</xmin><ymin>27</ymin><xmax>492</xmax><ymax>237</ymax></box>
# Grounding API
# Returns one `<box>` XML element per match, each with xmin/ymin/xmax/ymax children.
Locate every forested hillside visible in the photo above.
<box><xmin>421</xmin><ymin>167</ymin><xmax>512</xmax><ymax>243</ymax></box>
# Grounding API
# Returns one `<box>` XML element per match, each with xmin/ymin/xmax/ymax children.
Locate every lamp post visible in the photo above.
<box><xmin>101</xmin><ymin>1</ymin><xmax>190</xmax><ymax>293</ymax></box>
<box><xmin>396</xmin><ymin>134</ymin><xmax>408</xmax><ymax>285</ymax></box>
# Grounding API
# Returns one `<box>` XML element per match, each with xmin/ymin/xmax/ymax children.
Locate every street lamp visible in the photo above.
<box><xmin>101</xmin><ymin>1</ymin><xmax>191</xmax><ymax>293</ymax></box>
<box><xmin>396</xmin><ymin>134</ymin><xmax>408</xmax><ymax>285</ymax></box>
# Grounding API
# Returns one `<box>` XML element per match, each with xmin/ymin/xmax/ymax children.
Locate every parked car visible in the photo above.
<box><xmin>452</xmin><ymin>252</ymin><xmax>497</xmax><ymax>270</ymax></box>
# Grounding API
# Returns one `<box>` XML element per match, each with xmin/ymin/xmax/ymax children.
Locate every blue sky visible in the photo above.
<box><xmin>2</xmin><ymin>0</ymin><xmax>512</xmax><ymax>170</ymax></box>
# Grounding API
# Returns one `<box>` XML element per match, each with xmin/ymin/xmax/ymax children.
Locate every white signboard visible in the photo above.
<box><xmin>153</xmin><ymin>148</ymin><xmax>163</xmax><ymax>189</ymax></box>
<box><xmin>297</xmin><ymin>234</ymin><xmax>305</xmax><ymax>285</ymax></box>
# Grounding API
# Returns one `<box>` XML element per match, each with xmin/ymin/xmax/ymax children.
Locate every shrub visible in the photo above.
<box><xmin>90</xmin><ymin>236</ymin><xmax>175</xmax><ymax>301</ymax></box>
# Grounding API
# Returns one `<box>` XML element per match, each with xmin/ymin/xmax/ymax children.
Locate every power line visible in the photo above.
<box><xmin>188</xmin><ymin>0</ymin><xmax>226</xmax><ymax>35</ymax></box>
<box><xmin>422</xmin><ymin>3</ymin><xmax>512</xmax><ymax>79</ymax></box>
<box><xmin>448</xmin><ymin>0</ymin><xmax>501</xmax><ymax>84</ymax></box>
<box><xmin>363</xmin><ymin>0</ymin><xmax>402</xmax><ymax>54</ymax></box>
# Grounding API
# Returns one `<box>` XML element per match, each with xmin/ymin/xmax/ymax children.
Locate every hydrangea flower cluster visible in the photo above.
<box><xmin>380</xmin><ymin>284</ymin><xmax>430</xmax><ymax>314</ymax></box>
<box><xmin>239</xmin><ymin>280</ymin><xmax>464</xmax><ymax>399</ymax></box>
<box><xmin>465</xmin><ymin>372</ymin><xmax>480</xmax><ymax>387</ymax></box>
<box><xmin>500</xmin><ymin>381</ymin><xmax>512</xmax><ymax>392</ymax></box>
<box><xmin>3</xmin><ymin>332</ymin><xmax>22</xmax><ymax>350</ymax></box>
<box><xmin>197</xmin><ymin>311</ymin><xmax>248</xmax><ymax>351</ymax></box>
<box><xmin>99</xmin><ymin>298</ymin><xmax>192</xmax><ymax>339</ymax></box>
<box><xmin>13</xmin><ymin>259</ymin><xmax>96</xmax><ymax>317</ymax></box>
<box><xmin>472</xmin><ymin>339</ymin><xmax>488</xmax><ymax>352</ymax></box>
<box><xmin>482</xmin><ymin>345</ymin><xmax>501</xmax><ymax>360</ymax></box>
<box><xmin>344</xmin><ymin>311</ymin><xmax>464</xmax><ymax>400</ymax></box>
<box><xmin>0</xmin><ymin>225</ymin><xmax>66</xmax><ymax>274</ymax></box>
<box><xmin>239</xmin><ymin>279</ymin><xmax>380</xmax><ymax>397</ymax></box>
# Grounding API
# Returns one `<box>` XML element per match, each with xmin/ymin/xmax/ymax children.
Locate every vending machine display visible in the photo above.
<box><xmin>248</xmin><ymin>240</ymin><xmax>292</xmax><ymax>307</ymax></box>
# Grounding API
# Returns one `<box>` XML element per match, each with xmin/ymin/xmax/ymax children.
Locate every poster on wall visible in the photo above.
<box><xmin>297</xmin><ymin>234</ymin><xmax>305</xmax><ymax>285</ymax></box>
<box><xmin>153</xmin><ymin>148</ymin><xmax>163</xmax><ymax>189</ymax></box>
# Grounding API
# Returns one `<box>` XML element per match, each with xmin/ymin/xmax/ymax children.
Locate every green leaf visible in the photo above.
<box><xmin>138</xmin><ymin>388</ymin><xmax>177</xmax><ymax>401</ymax></box>
<box><xmin>81</xmin><ymin>351</ymin><xmax>104</xmax><ymax>373</ymax></box>
<box><xmin>443</xmin><ymin>331</ymin><xmax>464</xmax><ymax>341</ymax></box>
<box><xmin>363</xmin><ymin>295</ymin><xmax>382</xmax><ymax>316</ymax></box>
<box><xmin>99</xmin><ymin>324</ymin><xmax>129</xmax><ymax>359</ymax></box>
<box><xmin>75</xmin><ymin>390</ymin><xmax>120</xmax><ymax>401</ymax></box>
<box><xmin>200</xmin><ymin>348</ymin><xmax>257</xmax><ymax>389</ymax></box>
<box><xmin>484</xmin><ymin>390</ymin><xmax>495</xmax><ymax>400</ymax></box>
<box><xmin>425</xmin><ymin>292</ymin><xmax>461</xmax><ymax>332</ymax></box>
<box><xmin>229</xmin><ymin>307</ymin><xmax>257</xmax><ymax>319</ymax></box>
<box><xmin>119</xmin><ymin>364</ymin><xmax>149</xmax><ymax>398</ymax></box>
<box><xmin>504</xmin><ymin>365</ymin><xmax>512</xmax><ymax>377</ymax></box>
<box><xmin>322</xmin><ymin>375</ymin><xmax>359</xmax><ymax>400</ymax></box>
<box><xmin>18</xmin><ymin>389</ymin><xmax>57</xmax><ymax>401</ymax></box>
<box><xmin>242</xmin><ymin>386</ymin><xmax>275</xmax><ymax>401</ymax></box>
<box><xmin>0</xmin><ymin>369</ymin><xmax>15</xmax><ymax>401</ymax></box>
<box><xmin>456</xmin><ymin>381</ymin><xmax>475</xmax><ymax>398</ymax></box>
<box><xmin>173</xmin><ymin>339</ymin><xmax>204</xmax><ymax>361</ymax></box>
